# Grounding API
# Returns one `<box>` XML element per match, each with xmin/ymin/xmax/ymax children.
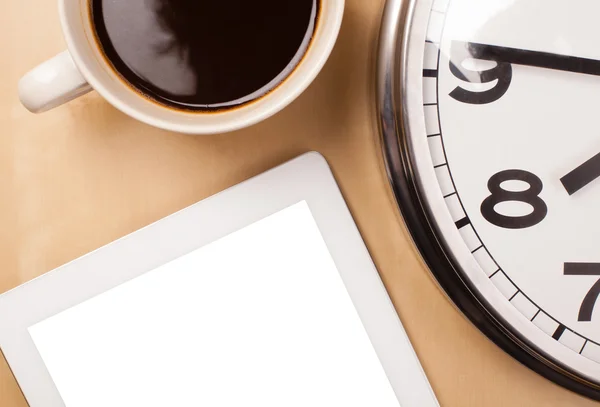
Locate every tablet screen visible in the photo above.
<box><xmin>28</xmin><ymin>202</ymin><xmax>401</xmax><ymax>407</ymax></box>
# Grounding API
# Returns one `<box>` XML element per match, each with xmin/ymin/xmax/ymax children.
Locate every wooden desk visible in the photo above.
<box><xmin>0</xmin><ymin>0</ymin><xmax>597</xmax><ymax>405</ymax></box>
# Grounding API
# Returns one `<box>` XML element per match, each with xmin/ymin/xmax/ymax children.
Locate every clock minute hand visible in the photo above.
<box><xmin>463</xmin><ymin>42</ymin><xmax>600</xmax><ymax>196</ymax></box>
<box><xmin>561</xmin><ymin>152</ymin><xmax>600</xmax><ymax>195</ymax></box>
<box><xmin>466</xmin><ymin>42</ymin><xmax>600</xmax><ymax>77</ymax></box>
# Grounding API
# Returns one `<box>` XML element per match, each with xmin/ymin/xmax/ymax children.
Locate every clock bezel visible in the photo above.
<box><xmin>376</xmin><ymin>0</ymin><xmax>600</xmax><ymax>399</ymax></box>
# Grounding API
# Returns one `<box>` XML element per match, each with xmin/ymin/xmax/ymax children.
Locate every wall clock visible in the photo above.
<box><xmin>378</xmin><ymin>0</ymin><xmax>600</xmax><ymax>399</ymax></box>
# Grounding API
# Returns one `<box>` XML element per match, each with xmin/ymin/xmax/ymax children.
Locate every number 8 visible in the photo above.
<box><xmin>481</xmin><ymin>170</ymin><xmax>548</xmax><ymax>229</ymax></box>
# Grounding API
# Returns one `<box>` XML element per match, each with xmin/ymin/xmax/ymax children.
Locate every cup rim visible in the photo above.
<box><xmin>59</xmin><ymin>0</ymin><xmax>345</xmax><ymax>134</ymax></box>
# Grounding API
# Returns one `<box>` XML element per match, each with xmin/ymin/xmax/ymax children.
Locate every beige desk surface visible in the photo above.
<box><xmin>0</xmin><ymin>1</ymin><xmax>597</xmax><ymax>406</ymax></box>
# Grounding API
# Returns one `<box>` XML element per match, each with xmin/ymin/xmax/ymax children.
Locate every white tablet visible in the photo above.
<box><xmin>0</xmin><ymin>152</ymin><xmax>438</xmax><ymax>407</ymax></box>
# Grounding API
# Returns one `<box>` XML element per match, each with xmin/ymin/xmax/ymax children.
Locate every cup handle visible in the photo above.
<box><xmin>18</xmin><ymin>50</ymin><xmax>93</xmax><ymax>113</ymax></box>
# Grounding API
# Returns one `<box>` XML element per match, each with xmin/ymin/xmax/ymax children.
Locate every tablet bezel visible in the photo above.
<box><xmin>0</xmin><ymin>152</ymin><xmax>439</xmax><ymax>407</ymax></box>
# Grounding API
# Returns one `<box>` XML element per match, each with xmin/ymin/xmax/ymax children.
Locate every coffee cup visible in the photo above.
<box><xmin>19</xmin><ymin>0</ymin><xmax>344</xmax><ymax>134</ymax></box>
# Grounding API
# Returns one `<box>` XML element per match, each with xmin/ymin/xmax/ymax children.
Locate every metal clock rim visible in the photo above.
<box><xmin>376</xmin><ymin>0</ymin><xmax>600</xmax><ymax>399</ymax></box>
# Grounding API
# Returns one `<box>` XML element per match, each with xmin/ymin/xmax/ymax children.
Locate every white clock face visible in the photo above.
<box><xmin>417</xmin><ymin>0</ymin><xmax>600</xmax><ymax>383</ymax></box>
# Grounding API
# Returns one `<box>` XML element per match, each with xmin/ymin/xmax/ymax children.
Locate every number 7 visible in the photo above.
<box><xmin>564</xmin><ymin>263</ymin><xmax>600</xmax><ymax>322</ymax></box>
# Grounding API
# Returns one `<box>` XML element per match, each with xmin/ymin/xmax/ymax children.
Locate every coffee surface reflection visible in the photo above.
<box><xmin>91</xmin><ymin>0</ymin><xmax>318</xmax><ymax>111</ymax></box>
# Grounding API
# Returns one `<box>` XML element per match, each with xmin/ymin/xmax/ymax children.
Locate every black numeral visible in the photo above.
<box><xmin>449</xmin><ymin>41</ymin><xmax>513</xmax><ymax>104</ymax></box>
<box><xmin>481</xmin><ymin>170</ymin><xmax>547</xmax><ymax>229</ymax></box>
<box><xmin>564</xmin><ymin>263</ymin><xmax>600</xmax><ymax>322</ymax></box>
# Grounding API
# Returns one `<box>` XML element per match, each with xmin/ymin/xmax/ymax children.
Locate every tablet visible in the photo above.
<box><xmin>0</xmin><ymin>152</ymin><xmax>439</xmax><ymax>407</ymax></box>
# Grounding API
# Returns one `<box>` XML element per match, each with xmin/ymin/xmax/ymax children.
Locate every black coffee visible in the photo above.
<box><xmin>91</xmin><ymin>0</ymin><xmax>319</xmax><ymax>111</ymax></box>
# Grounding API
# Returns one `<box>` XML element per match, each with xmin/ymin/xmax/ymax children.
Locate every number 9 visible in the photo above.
<box><xmin>449</xmin><ymin>41</ymin><xmax>513</xmax><ymax>105</ymax></box>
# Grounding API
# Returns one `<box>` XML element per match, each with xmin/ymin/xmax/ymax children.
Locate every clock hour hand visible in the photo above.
<box><xmin>560</xmin><ymin>152</ymin><xmax>600</xmax><ymax>195</ymax></box>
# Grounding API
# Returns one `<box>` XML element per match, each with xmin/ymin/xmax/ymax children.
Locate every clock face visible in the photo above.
<box><xmin>381</xmin><ymin>0</ymin><xmax>600</xmax><ymax>396</ymax></box>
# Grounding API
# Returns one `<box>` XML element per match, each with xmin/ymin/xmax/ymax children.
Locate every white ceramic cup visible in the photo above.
<box><xmin>19</xmin><ymin>0</ymin><xmax>344</xmax><ymax>134</ymax></box>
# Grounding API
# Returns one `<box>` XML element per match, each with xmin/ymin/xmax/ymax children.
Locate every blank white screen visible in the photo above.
<box><xmin>28</xmin><ymin>201</ymin><xmax>401</xmax><ymax>407</ymax></box>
